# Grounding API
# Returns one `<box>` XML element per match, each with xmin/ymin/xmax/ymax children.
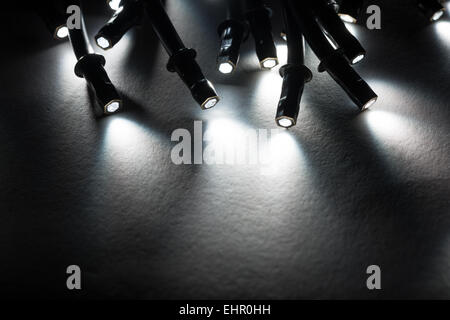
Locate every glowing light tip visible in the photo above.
<box><xmin>106</xmin><ymin>101</ymin><xmax>121</xmax><ymax>114</ymax></box>
<box><xmin>96</xmin><ymin>37</ymin><xmax>111</xmax><ymax>49</ymax></box>
<box><xmin>108</xmin><ymin>0</ymin><xmax>122</xmax><ymax>11</ymax></box>
<box><xmin>277</xmin><ymin>118</ymin><xmax>294</xmax><ymax>128</ymax></box>
<box><xmin>339</xmin><ymin>14</ymin><xmax>357</xmax><ymax>24</ymax></box>
<box><xmin>362</xmin><ymin>97</ymin><xmax>378</xmax><ymax>111</ymax></box>
<box><xmin>219</xmin><ymin>62</ymin><xmax>234</xmax><ymax>74</ymax></box>
<box><xmin>203</xmin><ymin>97</ymin><xmax>219</xmax><ymax>109</ymax></box>
<box><xmin>261</xmin><ymin>58</ymin><xmax>279</xmax><ymax>70</ymax></box>
<box><xmin>56</xmin><ymin>26</ymin><xmax>69</xmax><ymax>39</ymax></box>
<box><xmin>352</xmin><ymin>54</ymin><xmax>365</xmax><ymax>64</ymax></box>
<box><xmin>431</xmin><ymin>10</ymin><xmax>444</xmax><ymax>21</ymax></box>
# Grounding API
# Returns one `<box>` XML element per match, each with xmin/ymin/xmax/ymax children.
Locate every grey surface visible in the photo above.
<box><xmin>0</xmin><ymin>0</ymin><xmax>449</xmax><ymax>299</ymax></box>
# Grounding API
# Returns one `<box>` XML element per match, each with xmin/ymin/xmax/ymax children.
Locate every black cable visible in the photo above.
<box><xmin>144</xmin><ymin>0</ymin><xmax>220</xmax><ymax>109</ymax></box>
<box><xmin>64</xmin><ymin>1</ymin><xmax>122</xmax><ymax>114</ymax></box>
<box><xmin>96</xmin><ymin>0</ymin><xmax>144</xmax><ymax>50</ymax></box>
<box><xmin>275</xmin><ymin>0</ymin><xmax>312</xmax><ymax>128</ymax></box>
<box><xmin>217</xmin><ymin>0</ymin><xmax>246</xmax><ymax>74</ymax></box>
<box><xmin>287</xmin><ymin>0</ymin><xmax>377</xmax><ymax>111</ymax></box>
<box><xmin>245</xmin><ymin>0</ymin><xmax>278</xmax><ymax>69</ymax></box>
<box><xmin>37</xmin><ymin>0</ymin><xmax>68</xmax><ymax>40</ymax></box>
<box><xmin>311</xmin><ymin>0</ymin><xmax>366</xmax><ymax>65</ymax></box>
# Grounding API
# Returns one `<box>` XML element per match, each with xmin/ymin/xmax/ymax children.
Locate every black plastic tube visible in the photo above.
<box><xmin>287</xmin><ymin>0</ymin><xmax>377</xmax><ymax>111</ymax></box>
<box><xmin>144</xmin><ymin>0</ymin><xmax>219</xmax><ymax>109</ymax></box>
<box><xmin>217</xmin><ymin>19</ymin><xmax>245</xmax><ymax>74</ymax></box>
<box><xmin>67</xmin><ymin>6</ymin><xmax>122</xmax><ymax>114</ymax></box>
<box><xmin>96</xmin><ymin>0</ymin><xmax>144</xmax><ymax>50</ymax></box>
<box><xmin>68</xmin><ymin>16</ymin><xmax>94</xmax><ymax>60</ymax></box>
<box><xmin>311</xmin><ymin>0</ymin><xmax>366</xmax><ymax>64</ymax></box>
<box><xmin>275</xmin><ymin>0</ymin><xmax>312</xmax><ymax>128</ymax></box>
<box><xmin>287</xmin><ymin>0</ymin><xmax>336</xmax><ymax>62</ymax></box>
<box><xmin>37</xmin><ymin>1</ymin><xmax>68</xmax><ymax>40</ymax></box>
<box><xmin>245</xmin><ymin>0</ymin><xmax>278</xmax><ymax>69</ymax></box>
<box><xmin>216</xmin><ymin>0</ymin><xmax>246</xmax><ymax>74</ymax></box>
<box><xmin>143</xmin><ymin>0</ymin><xmax>185</xmax><ymax>56</ymax></box>
<box><xmin>318</xmin><ymin>51</ymin><xmax>377</xmax><ymax>110</ymax></box>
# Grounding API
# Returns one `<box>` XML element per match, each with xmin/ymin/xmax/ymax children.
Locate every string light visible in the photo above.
<box><xmin>38</xmin><ymin>0</ymin><xmax>450</xmax><ymax>128</ymax></box>
<box><xmin>107</xmin><ymin>0</ymin><xmax>123</xmax><ymax>11</ymax></box>
<box><xmin>217</xmin><ymin>19</ymin><xmax>245</xmax><ymax>74</ymax></box>
<box><xmin>96</xmin><ymin>0</ymin><xmax>142</xmax><ymax>50</ymax></box>
<box><xmin>65</xmin><ymin>1</ymin><xmax>122</xmax><ymax>115</ymax></box>
<box><xmin>312</xmin><ymin>1</ymin><xmax>367</xmax><ymax>65</ymax></box>
<box><xmin>55</xmin><ymin>25</ymin><xmax>69</xmax><ymax>39</ymax></box>
<box><xmin>38</xmin><ymin>1</ymin><xmax>69</xmax><ymax>40</ymax></box>
<box><xmin>417</xmin><ymin>0</ymin><xmax>446</xmax><ymax>21</ymax></box>
<box><xmin>97</xmin><ymin>0</ymin><xmax>220</xmax><ymax>109</ymax></box>
<box><xmin>287</xmin><ymin>0</ymin><xmax>377</xmax><ymax>112</ymax></box>
<box><xmin>275</xmin><ymin>0</ymin><xmax>312</xmax><ymax>128</ymax></box>
<box><xmin>246</xmin><ymin>1</ymin><xmax>279</xmax><ymax>70</ymax></box>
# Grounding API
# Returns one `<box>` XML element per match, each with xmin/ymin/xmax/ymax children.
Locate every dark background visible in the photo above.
<box><xmin>0</xmin><ymin>0</ymin><xmax>449</xmax><ymax>299</ymax></box>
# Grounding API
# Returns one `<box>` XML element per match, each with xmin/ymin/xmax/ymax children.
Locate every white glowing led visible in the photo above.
<box><xmin>277</xmin><ymin>118</ymin><xmax>294</xmax><ymax>128</ymax></box>
<box><xmin>108</xmin><ymin>0</ymin><xmax>122</xmax><ymax>11</ymax></box>
<box><xmin>431</xmin><ymin>9</ymin><xmax>444</xmax><ymax>21</ymax></box>
<box><xmin>106</xmin><ymin>101</ymin><xmax>120</xmax><ymax>113</ymax></box>
<box><xmin>203</xmin><ymin>97</ymin><xmax>219</xmax><ymax>109</ymax></box>
<box><xmin>97</xmin><ymin>36</ymin><xmax>111</xmax><ymax>49</ymax></box>
<box><xmin>362</xmin><ymin>97</ymin><xmax>377</xmax><ymax>111</ymax></box>
<box><xmin>352</xmin><ymin>54</ymin><xmax>365</xmax><ymax>64</ymax></box>
<box><xmin>339</xmin><ymin>14</ymin><xmax>357</xmax><ymax>24</ymax></box>
<box><xmin>219</xmin><ymin>62</ymin><xmax>234</xmax><ymax>74</ymax></box>
<box><xmin>261</xmin><ymin>58</ymin><xmax>278</xmax><ymax>69</ymax></box>
<box><xmin>56</xmin><ymin>26</ymin><xmax>69</xmax><ymax>39</ymax></box>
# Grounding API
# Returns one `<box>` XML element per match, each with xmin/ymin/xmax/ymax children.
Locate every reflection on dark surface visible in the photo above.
<box><xmin>0</xmin><ymin>0</ymin><xmax>449</xmax><ymax>299</ymax></box>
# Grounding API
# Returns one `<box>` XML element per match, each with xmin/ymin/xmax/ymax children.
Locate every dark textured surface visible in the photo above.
<box><xmin>0</xmin><ymin>0</ymin><xmax>449</xmax><ymax>299</ymax></box>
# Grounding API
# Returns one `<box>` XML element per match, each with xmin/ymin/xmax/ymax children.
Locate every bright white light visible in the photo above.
<box><xmin>261</xmin><ymin>130</ymin><xmax>305</xmax><ymax>176</ymax></box>
<box><xmin>276</xmin><ymin>44</ymin><xmax>288</xmax><ymax>66</ymax></box>
<box><xmin>339</xmin><ymin>14</ymin><xmax>357</xmax><ymax>24</ymax></box>
<box><xmin>203</xmin><ymin>119</ymin><xmax>254</xmax><ymax>165</ymax></box>
<box><xmin>105</xmin><ymin>101</ymin><xmax>120</xmax><ymax>114</ymax></box>
<box><xmin>364</xmin><ymin>110</ymin><xmax>446</xmax><ymax>180</ymax></box>
<box><xmin>364</xmin><ymin>110</ymin><xmax>411</xmax><ymax>143</ymax></box>
<box><xmin>102</xmin><ymin>117</ymin><xmax>157</xmax><ymax>166</ymax></box>
<box><xmin>203</xmin><ymin>97</ymin><xmax>219</xmax><ymax>109</ymax></box>
<box><xmin>97</xmin><ymin>36</ymin><xmax>111</xmax><ymax>49</ymax></box>
<box><xmin>281</xmin><ymin>32</ymin><xmax>287</xmax><ymax>41</ymax></box>
<box><xmin>431</xmin><ymin>9</ymin><xmax>444</xmax><ymax>21</ymax></box>
<box><xmin>435</xmin><ymin>21</ymin><xmax>450</xmax><ymax>43</ymax></box>
<box><xmin>56</xmin><ymin>26</ymin><xmax>69</xmax><ymax>39</ymax></box>
<box><xmin>277</xmin><ymin>118</ymin><xmax>294</xmax><ymax>128</ymax></box>
<box><xmin>108</xmin><ymin>0</ymin><xmax>122</xmax><ymax>11</ymax></box>
<box><xmin>219</xmin><ymin>62</ymin><xmax>234</xmax><ymax>74</ymax></box>
<box><xmin>254</xmin><ymin>69</ymin><xmax>283</xmax><ymax>104</ymax></box>
<box><xmin>362</xmin><ymin>97</ymin><xmax>377</xmax><ymax>111</ymax></box>
<box><xmin>352</xmin><ymin>53</ymin><xmax>365</xmax><ymax>64</ymax></box>
<box><xmin>261</xmin><ymin>58</ymin><xmax>278</xmax><ymax>70</ymax></box>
